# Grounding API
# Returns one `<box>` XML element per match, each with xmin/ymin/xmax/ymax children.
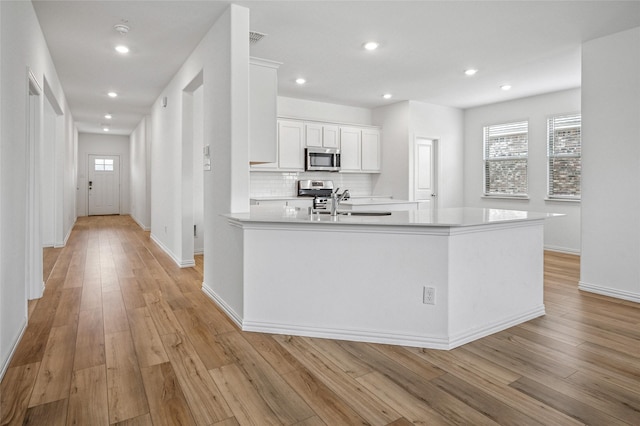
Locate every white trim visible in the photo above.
<box><xmin>201</xmin><ymin>283</ymin><xmax>243</xmax><ymax>329</ymax></box>
<box><xmin>241</xmin><ymin>305</ymin><xmax>545</xmax><ymax>350</ymax></box>
<box><xmin>131</xmin><ymin>214</ymin><xmax>150</xmax><ymax>231</ymax></box>
<box><xmin>544</xmin><ymin>197</ymin><xmax>580</xmax><ymax>203</ymax></box>
<box><xmin>242</xmin><ymin>320</ymin><xmax>451</xmax><ymax>350</ymax></box>
<box><xmin>448</xmin><ymin>306</ymin><xmax>545</xmax><ymax>349</ymax></box>
<box><xmin>0</xmin><ymin>316</ymin><xmax>28</xmax><ymax>381</ymax></box>
<box><xmin>276</xmin><ymin>116</ymin><xmax>380</xmax><ymax>130</ymax></box>
<box><xmin>57</xmin><ymin>217</ymin><xmax>76</xmax><ymax>248</ymax></box>
<box><xmin>149</xmin><ymin>233</ymin><xmax>195</xmax><ymax>268</ymax></box>
<box><xmin>227</xmin><ymin>217</ymin><xmax>544</xmax><ymax>237</ymax></box>
<box><xmin>544</xmin><ymin>245</ymin><xmax>581</xmax><ymax>255</ymax></box>
<box><xmin>482</xmin><ymin>195</ymin><xmax>530</xmax><ymax>201</ymax></box>
<box><xmin>578</xmin><ymin>281</ymin><xmax>640</xmax><ymax>303</ymax></box>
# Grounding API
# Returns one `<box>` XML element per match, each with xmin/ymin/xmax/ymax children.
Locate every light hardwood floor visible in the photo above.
<box><xmin>2</xmin><ymin>215</ymin><xmax>639</xmax><ymax>425</ymax></box>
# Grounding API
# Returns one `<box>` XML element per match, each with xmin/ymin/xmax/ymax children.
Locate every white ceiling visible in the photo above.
<box><xmin>33</xmin><ymin>1</ymin><xmax>640</xmax><ymax>135</ymax></box>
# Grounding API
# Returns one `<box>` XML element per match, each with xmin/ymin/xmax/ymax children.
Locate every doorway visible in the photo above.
<box><xmin>87</xmin><ymin>154</ymin><xmax>121</xmax><ymax>215</ymax></box>
<box><xmin>26</xmin><ymin>70</ymin><xmax>44</xmax><ymax>299</ymax></box>
<box><xmin>182</xmin><ymin>70</ymin><xmax>204</xmax><ymax>265</ymax></box>
<box><xmin>414</xmin><ymin>137</ymin><xmax>438</xmax><ymax>209</ymax></box>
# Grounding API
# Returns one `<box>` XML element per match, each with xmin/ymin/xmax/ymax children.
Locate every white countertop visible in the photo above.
<box><xmin>250</xmin><ymin>195</ymin><xmax>394</xmax><ymax>202</ymax></box>
<box><xmin>340</xmin><ymin>198</ymin><xmax>418</xmax><ymax>206</ymax></box>
<box><xmin>226</xmin><ymin>206</ymin><xmax>560</xmax><ymax>228</ymax></box>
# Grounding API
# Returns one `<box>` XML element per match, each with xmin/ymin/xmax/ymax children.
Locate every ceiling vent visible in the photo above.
<box><xmin>249</xmin><ymin>31</ymin><xmax>267</xmax><ymax>45</ymax></box>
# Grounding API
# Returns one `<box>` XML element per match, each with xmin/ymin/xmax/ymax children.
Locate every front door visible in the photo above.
<box><xmin>414</xmin><ymin>138</ymin><xmax>437</xmax><ymax>208</ymax></box>
<box><xmin>88</xmin><ymin>154</ymin><xmax>120</xmax><ymax>215</ymax></box>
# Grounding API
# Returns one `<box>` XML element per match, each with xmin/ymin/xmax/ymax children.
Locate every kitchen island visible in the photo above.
<box><xmin>205</xmin><ymin>206</ymin><xmax>559</xmax><ymax>349</ymax></box>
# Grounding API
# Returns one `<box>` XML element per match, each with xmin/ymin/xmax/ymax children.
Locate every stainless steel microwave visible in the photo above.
<box><xmin>305</xmin><ymin>147</ymin><xmax>341</xmax><ymax>172</ymax></box>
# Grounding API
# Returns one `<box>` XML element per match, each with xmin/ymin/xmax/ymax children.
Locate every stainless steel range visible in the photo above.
<box><xmin>297</xmin><ymin>180</ymin><xmax>334</xmax><ymax>210</ymax></box>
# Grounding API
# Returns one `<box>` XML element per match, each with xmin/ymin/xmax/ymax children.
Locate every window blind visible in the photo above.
<box><xmin>483</xmin><ymin>120</ymin><xmax>528</xmax><ymax>196</ymax></box>
<box><xmin>547</xmin><ymin>114</ymin><xmax>581</xmax><ymax>198</ymax></box>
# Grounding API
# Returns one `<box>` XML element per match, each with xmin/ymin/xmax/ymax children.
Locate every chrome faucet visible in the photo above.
<box><xmin>330</xmin><ymin>188</ymin><xmax>350</xmax><ymax>216</ymax></box>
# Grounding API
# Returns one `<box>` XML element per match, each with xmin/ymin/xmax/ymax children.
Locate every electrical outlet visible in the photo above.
<box><xmin>423</xmin><ymin>286</ymin><xmax>436</xmax><ymax>305</ymax></box>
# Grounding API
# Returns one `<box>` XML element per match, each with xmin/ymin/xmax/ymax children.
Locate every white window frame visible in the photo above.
<box><xmin>483</xmin><ymin>120</ymin><xmax>529</xmax><ymax>198</ymax></box>
<box><xmin>547</xmin><ymin>113</ymin><xmax>581</xmax><ymax>201</ymax></box>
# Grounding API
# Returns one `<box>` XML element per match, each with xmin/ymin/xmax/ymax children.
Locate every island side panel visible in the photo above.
<box><xmin>241</xmin><ymin>224</ymin><xmax>451</xmax><ymax>348</ymax></box>
<box><xmin>446</xmin><ymin>220</ymin><xmax>545</xmax><ymax>348</ymax></box>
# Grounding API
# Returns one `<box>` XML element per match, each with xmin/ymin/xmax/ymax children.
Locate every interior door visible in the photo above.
<box><xmin>88</xmin><ymin>154</ymin><xmax>120</xmax><ymax>215</ymax></box>
<box><xmin>414</xmin><ymin>138</ymin><xmax>437</xmax><ymax>208</ymax></box>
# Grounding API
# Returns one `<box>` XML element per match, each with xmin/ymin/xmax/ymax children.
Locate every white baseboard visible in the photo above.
<box><xmin>579</xmin><ymin>281</ymin><xmax>640</xmax><ymax>303</ymax></box>
<box><xmin>234</xmin><ymin>305</ymin><xmax>545</xmax><ymax>350</ymax></box>
<box><xmin>0</xmin><ymin>316</ymin><xmax>27</xmax><ymax>381</ymax></box>
<box><xmin>544</xmin><ymin>245</ymin><xmax>580</xmax><ymax>255</ymax></box>
<box><xmin>448</xmin><ymin>305</ymin><xmax>546</xmax><ymax>349</ymax></box>
<box><xmin>242</xmin><ymin>320</ymin><xmax>451</xmax><ymax>349</ymax></box>
<box><xmin>149</xmin><ymin>233</ymin><xmax>195</xmax><ymax>268</ymax></box>
<box><xmin>201</xmin><ymin>283</ymin><xmax>243</xmax><ymax>329</ymax></box>
<box><xmin>131</xmin><ymin>214</ymin><xmax>150</xmax><ymax>231</ymax></box>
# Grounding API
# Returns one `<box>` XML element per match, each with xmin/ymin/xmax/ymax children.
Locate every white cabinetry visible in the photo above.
<box><xmin>361</xmin><ymin>129</ymin><xmax>381</xmax><ymax>172</ymax></box>
<box><xmin>305</xmin><ymin>123</ymin><xmax>339</xmax><ymax>148</ymax></box>
<box><xmin>249</xmin><ymin>58</ymin><xmax>280</xmax><ymax>164</ymax></box>
<box><xmin>339</xmin><ymin>127</ymin><xmax>362</xmax><ymax>171</ymax></box>
<box><xmin>340</xmin><ymin>126</ymin><xmax>381</xmax><ymax>173</ymax></box>
<box><xmin>251</xmin><ymin>119</ymin><xmax>381</xmax><ymax>173</ymax></box>
<box><xmin>251</xmin><ymin>119</ymin><xmax>304</xmax><ymax>171</ymax></box>
<box><xmin>277</xmin><ymin>120</ymin><xmax>305</xmax><ymax>171</ymax></box>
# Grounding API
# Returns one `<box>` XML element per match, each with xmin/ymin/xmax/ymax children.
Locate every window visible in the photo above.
<box><xmin>94</xmin><ymin>158</ymin><xmax>114</xmax><ymax>171</ymax></box>
<box><xmin>547</xmin><ymin>114</ymin><xmax>581</xmax><ymax>199</ymax></box>
<box><xmin>483</xmin><ymin>120</ymin><xmax>528</xmax><ymax>196</ymax></box>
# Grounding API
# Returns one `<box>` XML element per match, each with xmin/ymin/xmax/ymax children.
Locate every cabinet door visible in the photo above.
<box><xmin>361</xmin><ymin>128</ymin><xmax>381</xmax><ymax>172</ymax></box>
<box><xmin>278</xmin><ymin>120</ymin><xmax>305</xmax><ymax>170</ymax></box>
<box><xmin>305</xmin><ymin>123</ymin><xmax>323</xmax><ymax>147</ymax></box>
<box><xmin>323</xmin><ymin>125</ymin><xmax>340</xmax><ymax>148</ymax></box>
<box><xmin>339</xmin><ymin>127</ymin><xmax>361</xmax><ymax>172</ymax></box>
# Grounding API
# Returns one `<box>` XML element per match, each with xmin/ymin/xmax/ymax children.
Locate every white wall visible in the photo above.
<box><xmin>130</xmin><ymin>116</ymin><xmax>150</xmax><ymax>230</ymax></box>
<box><xmin>409</xmin><ymin>101</ymin><xmax>465</xmax><ymax>208</ymax></box>
<box><xmin>140</xmin><ymin>5</ymin><xmax>250</xmax><ymax>321</ymax></box>
<box><xmin>463</xmin><ymin>89</ymin><xmax>582</xmax><ymax>254</ymax></box>
<box><xmin>0</xmin><ymin>1</ymin><xmax>75</xmax><ymax>378</ymax></box>
<box><xmin>372</xmin><ymin>100</ymin><xmax>464</xmax><ymax>207</ymax></box>
<box><xmin>372</xmin><ymin>101</ymin><xmax>410</xmax><ymax>199</ymax></box>
<box><xmin>278</xmin><ymin>96</ymin><xmax>372</xmax><ymax>125</ymax></box>
<box><xmin>580</xmin><ymin>27</ymin><xmax>640</xmax><ymax>302</ymax></box>
<box><xmin>77</xmin><ymin>133</ymin><xmax>130</xmax><ymax>217</ymax></box>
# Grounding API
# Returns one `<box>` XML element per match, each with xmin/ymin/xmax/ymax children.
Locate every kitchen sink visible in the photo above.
<box><xmin>312</xmin><ymin>211</ymin><xmax>392</xmax><ymax>216</ymax></box>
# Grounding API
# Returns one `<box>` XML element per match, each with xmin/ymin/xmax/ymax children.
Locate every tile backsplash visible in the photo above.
<box><xmin>250</xmin><ymin>171</ymin><xmax>374</xmax><ymax>198</ymax></box>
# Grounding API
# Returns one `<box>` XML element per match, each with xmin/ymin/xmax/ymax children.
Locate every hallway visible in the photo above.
<box><xmin>1</xmin><ymin>216</ymin><xmax>639</xmax><ymax>425</ymax></box>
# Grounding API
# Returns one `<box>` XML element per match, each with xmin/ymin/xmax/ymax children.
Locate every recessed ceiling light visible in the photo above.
<box><xmin>103</xmin><ymin>127</ymin><xmax>110</xmax><ymax>132</ymax></box>
<box><xmin>364</xmin><ymin>41</ymin><xmax>379</xmax><ymax>51</ymax></box>
<box><xmin>382</xmin><ymin>93</ymin><xmax>392</xmax><ymax>99</ymax></box>
<box><xmin>295</xmin><ymin>78</ymin><xmax>306</xmax><ymax>85</ymax></box>
<box><xmin>115</xmin><ymin>45</ymin><xmax>129</xmax><ymax>54</ymax></box>
<box><xmin>104</xmin><ymin>114</ymin><xmax>112</xmax><ymax>119</ymax></box>
<box><xmin>108</xmin><ymin>91</ymin><xmax>118</xmax><ymax>98</ymax></box>
<box><xmin>500</xmin><ymin>84</ymin><xmax>512</xmax><ymax>91</ymax></box>
<box><xmin>464</xmin><ymin>69</ymin><xmax>478</xmax><ymax>76</ymax></box>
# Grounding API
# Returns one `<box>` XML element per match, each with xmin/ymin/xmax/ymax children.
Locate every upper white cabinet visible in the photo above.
<box><xmin>251</xmin><ymin>118</ymin><xmax>381</xmax><ymax>173</ymax></box>
<box><xmin>340</xmin><ymin>126</ymin><xmax>381</xmax><ymax>173</ymax></box>
<box><xmin>249</xmin><ymin>58</ymin><xmax>281</xmax><ymax>165</ymax></box>
<box><xmin>339</xmin><ymin>127</ymin><xmax>362</xmax><ymax>172</ymax></box>
<box><xmin>305</xmin><ymin>123</ymin><xmax>339</xmax><ymax>148</ymax></box>
<box><xmin>361</xmin><ymin>128</ymin><xmax>381</xmax><ymax>172</ymax></box>
<box><xmin>277</xmin><ymin>120</ymin><xmax>305</xmax><ymax>171</ymax></box>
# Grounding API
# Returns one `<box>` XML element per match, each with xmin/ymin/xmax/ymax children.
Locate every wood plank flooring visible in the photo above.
<box><xmin>1</xmin><ymin>215</ymin><xmax>639</xmax><ymax>425</ymax></box>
